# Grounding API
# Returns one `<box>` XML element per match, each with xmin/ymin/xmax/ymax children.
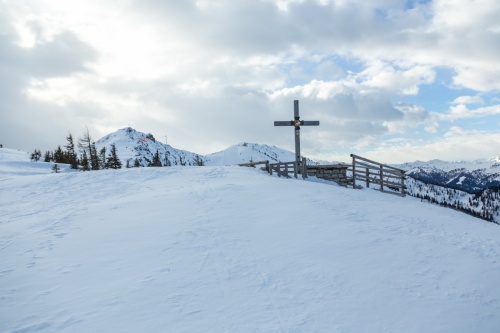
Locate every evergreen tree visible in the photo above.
<box><xmin>164</xmin><ymin>151</ymin><xmax>171</xmax><ymax>167</ymax></box>
<box><xmin>78</xmin><ymin>128</ymin><xmax>99</xmax><ymax>170</ymax></box>
<box><xmin>44</xmin><ymin>151</ymin><xmax>53</xmax><ymax>162</ymax></box>
<box><xmin>30</xmin><ymin>149</ymin><xmax>42</xmax><ymax>162</ymax></box>
<box><xmin>80</xmin><ymin>151</ymin><xmax>90</xmax><ymax>171</ymax></box>
<box><xmin>65</xmin><ymin>133</ymin><xmax>78</xmax><ymax>169</ymax></box>
<box><xmin>99</xmin><ymin>146</ymin><xmax>107</xmax><ymax>169</ymax></box>
<box><xmin>51</xmin><ymin>163</ymin><xmax>60</xmax><ymax>173</ymax></box>
<box><xmin>90</xmin><ymin>141</ymin><xmax>99</xmax><ymax>170</ymax></box>
<box><xmin>194</xmin><ymin>154</ymin><xmax>204</xmax><ymax>166</ymax></box>
<box><xmin>54</xmin><ymin>145</ymin><xmax>65</xmax><ymax>163</ymax></box>
<box><xmin>134</xmin><ymin>158</ymin><xmax>141</xmax><ymax>168</ymax></box>
<box><xmin>149</xmin><ymin>150</ymin><xmax>162</xmax><ymax>167</ymax></box>
<box><xmin>105</xmin><ymin>143</ymin><xmax>122</xmax><ymax>169</ymax></box>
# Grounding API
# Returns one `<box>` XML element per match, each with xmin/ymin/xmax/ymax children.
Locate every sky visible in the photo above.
<box><xmin>0</xmin><ymin>0</ymin><xmax>499</xmax><ymax>163</ymax></box>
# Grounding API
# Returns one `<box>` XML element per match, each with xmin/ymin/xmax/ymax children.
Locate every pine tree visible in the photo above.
<box><xmin>78</xmin><ymin>128</ymin><xmax>99</xmax><ymax>170</ymax></box>
<box><xmin>30</xmin><ymin>149</ymin><xmax>42</xmax><ymax>162</ymax></box>
<box><xmin>54</xmin><ymin>146</ymin><xmax>65</xmax><ymax>163</ymax></box>
<box><xmin>90</xmin><ymin>141</ymin><xmax>99</xmax><ymax>170</ymax></box>
<box><xmin>51</xmin><ymin>163</ymin><xmax>60</xmax><ymax>173</ymax></box>
<box><xmin>134</xmin><ymin>158</ymin><xmax>141</xmax><ymax>167</ymax></box>
<box><xmin>194</xmin><ymin>154</ymin><xmax>204</xmax><ymax>166</ymax></box>
<box><xmin>44</xmin><ymin>151</ymin><xmax>53</xmax><ymax>162</ymax></box>
<box><xmin>105</xmin><ymin>143</ymin><xmax>122</xmax><ymax>169</ymax></box>
<box><xmin>65</xmin><ymin>133</ymin><xmax>78</xmax><ymax>169</ymax></box>
<box><xmin>164</xmin><ymin>152</ymin><xmax>171</xmax><ymax>167</ymax></box>
<box><xmin>99</xmin><ymin>146</ymin><xmax>107</xmax><ymax>169</ymax></box>
<box><xmin>81</xmin><ymin>151</ymin><xmax>90</xmax><ymax>171</ymax></box>
<box><xmin>149</xmin><ymin>150</ymin><xmax>162</xmax><ymax>167</ymax></box>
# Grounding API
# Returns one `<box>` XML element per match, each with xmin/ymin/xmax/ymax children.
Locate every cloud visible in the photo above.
<box><xmin>0</xmin><ymin>12</ymin><xmax>98</xmax><ymax>152</ymax></box>
<box><xmin>1</xmin><ymin>0</ymin><xmax>499</xmax><ymax>163</ymax></box>
<box><xmin>387</xmin><ymin>103</ymin><xmax>431</xmax><ymax>133</ymax></box>
<box><xmin>451</xmin><ymin>95</ymin><xmax>484</xmax><ymax>105</ymax></box>
<box><xmin>440</xmin><ymin>104</ymin><xmax>500</xmax><ymax>121</ymax></box>
<box><xmin>320</xmin><ymin>127</ymin><xmax>500</xmax><ymax>164</ymax></box>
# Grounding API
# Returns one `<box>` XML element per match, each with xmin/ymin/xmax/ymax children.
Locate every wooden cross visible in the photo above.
<box><xmin>274</xmin><ymin>100</ymin><xmax>319</xmax><ymax>166</ymax></box>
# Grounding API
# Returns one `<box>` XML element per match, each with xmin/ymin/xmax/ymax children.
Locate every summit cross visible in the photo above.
<box><xmin>274</xmin><ymin>100</ymin><xmax>320</xmax><ymax>166</ymax></box>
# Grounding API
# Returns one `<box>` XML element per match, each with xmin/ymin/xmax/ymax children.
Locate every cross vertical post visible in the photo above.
<box><xmin>294</xmin><ymin>100</ymin><xmax>301</xmax><ymax>165</ymax></box>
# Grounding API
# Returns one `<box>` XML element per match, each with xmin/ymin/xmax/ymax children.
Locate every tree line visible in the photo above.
<box><xmin>30</xmin><ymin>129</ymin><xmax>122</xmax><ymax>170</ymax></box>
<box><xmin>407</xmin><ymin>177</ymin><xmax>499</xmax><ymax>224</ymax></box>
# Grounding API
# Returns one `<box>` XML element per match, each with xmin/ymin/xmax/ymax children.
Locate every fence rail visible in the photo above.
<box><xmin>349</xmin><ymin>154</ymin><xmax>406</xmax><ymax>196</ymax></box>
<box><xmin>238</xmin><ymin>160</ymin><xmax>270</xmax><ymax>170</ymax></box>
<box><xmin>268</xmin><ymin>158</ymin><xmax>307</xmax><ymax>179</ymax></box>
<box><xmin>238</xmin><ymin>158</ymin><xmax>308</xmax><ymax>179</ymax></box>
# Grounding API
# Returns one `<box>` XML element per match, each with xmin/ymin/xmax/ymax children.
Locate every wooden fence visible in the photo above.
<box><xmin>239</xmin><ymin>158</ymin><xmax>307</xmax><ymax>179</ymax></box>
<box><xmin>238</xmin><ymin>160</ymin><xmax>270</xmax><ymax>170</ymax></box>
<box><xmin>269</xmin><ymin>160</ymin><xmax>308</xmax><ymax>179</ymax></box>
<box><xmin>349</xmin><ymin>154</ymin><xmax>406</xmax><ymax>196</ymax></box>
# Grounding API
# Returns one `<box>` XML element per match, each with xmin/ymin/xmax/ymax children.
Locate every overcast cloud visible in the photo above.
<box><xmin>0</xmin><ymin>0</ymin><xmax>499</xmax><ymax>163</ymax></box>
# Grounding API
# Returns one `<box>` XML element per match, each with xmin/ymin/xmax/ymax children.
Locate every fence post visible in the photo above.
<box><xmin>366</xmin><ymin>168</ymin><xmax>369</xmax><ymax>188</ymax></box>
<box><xmin>401</xmin><ymin>170</ymin><xmax>405</xmax><ymax>196</ymax></box>
<box><xmin>352</xmin><ymin>155</ymin><xmax>356</xmax><ymax>188</ymax></box>
<box><xmin>302</xmin><ymin>157</ymin><xmax>307</xmax><ymax>179</ymax></box>
<box><xmin>380</xmin><ymin>165</ymin><xmax>384</xmax><ymax>191</ymax></box>
<box><xmin>293</xmin><ymin>162</ymin><xmax>298</xmax><ymax>178</ymax></box>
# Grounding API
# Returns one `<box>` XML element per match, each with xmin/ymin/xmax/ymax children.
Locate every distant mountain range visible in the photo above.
<box><xmin>394</xmin><ymin>160</ymin><xmax>500</xmax><ymax>224</ymax></box>
<box><xmin>397</xmin><ymin>158</ymin><xmax>500</xmax><ymax>194</ymax></box>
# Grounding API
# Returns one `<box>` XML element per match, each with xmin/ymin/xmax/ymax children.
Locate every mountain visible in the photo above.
<box><xmin>394</xmin><ymin>158</ymin><xmax>500</xmax><ymax>224</ymax></box>
<box><xmin>397</xmin><ymin>158</ymin><xmax>500</xmax><ymax>193</ymax></box>
<box><xmin>204</xmin><ymin>142</ymin><xmax>318</xmax><ymax>166</ymax></box>
<box><xmin>95</xmin><ymin>127</ymin><xmax>319</xmax><ymax>167</ymax></box>
<box><xmin>95</xmin><ymin>127</ymin><xmax>205</xmax><ymax>167</ymax></box>
<box><xmin>2</xmin><ymin>148</ymin><xmax>500</xmax><ymax>332</ymax></box>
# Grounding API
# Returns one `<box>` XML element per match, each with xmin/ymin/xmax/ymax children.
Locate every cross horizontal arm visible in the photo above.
<box><xmin>274</xmin><ymin>121</ymin><xmax>294</xmax><ymax>126</ymax></box>
<box><xmin>301</xmin><ymin>121</ymin><xmax>320</xmax><ymax>126</ymax></box>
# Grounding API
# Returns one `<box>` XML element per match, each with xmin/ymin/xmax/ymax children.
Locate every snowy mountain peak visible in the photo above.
<box><xmin>95</xmin><ymin>127</ymin><xmax>203</xmax><ymax>167</ymax></box>
<box><xmin>204</xmin><ymin>141</ymin><xmax>318</xmax><ymax>166</ymax></box>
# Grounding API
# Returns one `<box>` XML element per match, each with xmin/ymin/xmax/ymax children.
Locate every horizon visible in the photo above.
<box><xmin>2</xmin><ymin>125</ymin><xmax>499</xmax><ymax>165</ymax></box>
<box><xmin>0</xmin><ymin>1</ymin><xmax>499</xmax><ymax>163</ymax></box>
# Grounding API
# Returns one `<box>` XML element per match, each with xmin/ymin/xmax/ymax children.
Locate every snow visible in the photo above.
<box><xmin>1</xmin><ymin>150</ymin><xmax>500</xmax><ymax>332</ymax></box>
<box><xmin>204</xmin><ymin>142</ymin><xmax>317</xmax><ymax>166</ymax></box>
<box><xmin>0</xmin><ymin>148</ymin><xmax>72</xmax><ymax>177</ymax></box>
<box><xmin>205</xmin><ymin>142</ymin><xmax>287</xmax><ymax>165</ymax></box>
<box><xmin>398</xmin><ymin>157</ymin><xmax>500</xmax><ymax>174</ymax></box>
<box><xmin>456</xmin><ymin>176</ymin><xmax>466</xmax><ymax>185</ymax></box>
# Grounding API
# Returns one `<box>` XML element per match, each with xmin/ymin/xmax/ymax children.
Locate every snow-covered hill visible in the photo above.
<box><xmin>0</xmin><ymin>148</ymin><xmax>73</xmax><ymax>176</ymax></box>
<box><xmin>204</xmin><ymin>142</ymin><xmax>318</xmax><ymax>166</ymax></box>
<box><xmin>95</xmin><ymin>127</ymin><xmax>205</xmax><ymax>167</ymax></box>
<box><xmin>1</xmin><ymin>149</ymin><xmax>500</xmax><ymax>332</ymax></box>
<box><xmin>95</xmin><ymin>128</ymin><xmax>318</xmax><ymax>167</ymax></box>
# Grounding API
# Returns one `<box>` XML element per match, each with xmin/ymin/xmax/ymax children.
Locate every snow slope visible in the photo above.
<box><xmin>1</xmin><ymin>152</ymin><xmax>500</xmax><ymax>332</ymax></box>
<box><xmin>0</xmin><ymin>148</ymin><xmax>72</xmax><ymax>176</ymax></box>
